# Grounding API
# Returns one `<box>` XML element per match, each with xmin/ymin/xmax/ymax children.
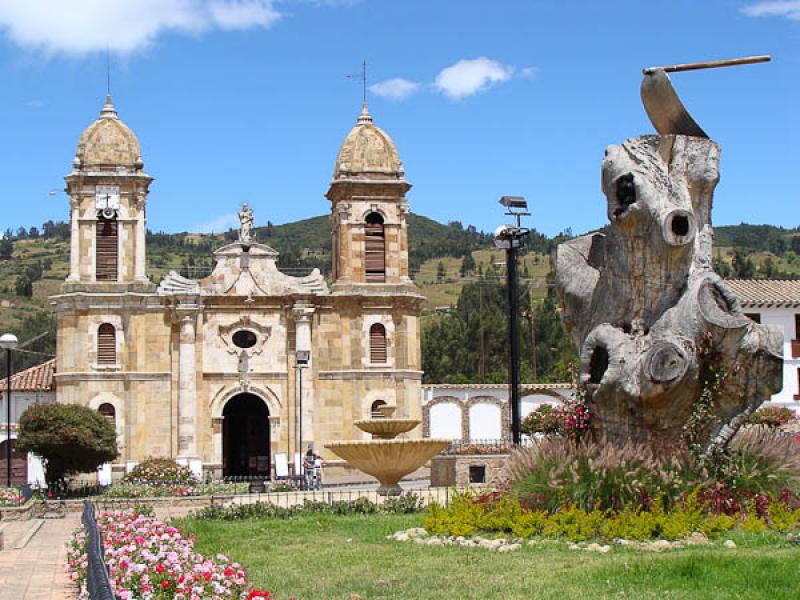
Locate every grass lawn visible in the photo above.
<box><xmin>178</xmin><ymin>513</ymin><xmax>800</xmax><ymax>600</ymax></box>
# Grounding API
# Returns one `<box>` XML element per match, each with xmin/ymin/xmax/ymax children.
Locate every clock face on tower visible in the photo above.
<box><xmin>95</xmin><ymin>185</ymin><xmax>120</xmax><ymax>210</ymax></box>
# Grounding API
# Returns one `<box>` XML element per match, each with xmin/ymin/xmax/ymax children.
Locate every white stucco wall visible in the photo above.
<box><xmin>429</xmin><ymin>402</ymin><xmax>462</xmax><ymax>439</ymax></box>
<box><xmin>747</xmin><ymin>307</ymin><xmax>799</xmax><ymax>406</ymax></box>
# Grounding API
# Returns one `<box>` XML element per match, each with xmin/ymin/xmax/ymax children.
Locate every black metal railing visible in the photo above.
<box><xmin>441</xmin><ymin>438</ymin><xmax>526</xmax><ymax>455</ymax></box>
<box><xmin>81</xmin><ymin>500</ymin><xmax>118</xmax><ymax>600</ymax></box>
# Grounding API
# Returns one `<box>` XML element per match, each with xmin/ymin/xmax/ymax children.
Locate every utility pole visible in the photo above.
<box><xmin>478</xmin><ymin>284</ymin><xmax>485</xmax><ymax>383</ymax></box>
<box><xmin>522</xmin><ymin>307</ymin><xmax>537</xmax><ymax>383</ymax></box>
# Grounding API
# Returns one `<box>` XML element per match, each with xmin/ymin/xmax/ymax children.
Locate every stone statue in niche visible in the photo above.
<box><xmin>239</xmin><ymin>202</ymin><xmax>254</xmax><ymax>242</ymax></box>
<box><xmin>554</xmin><ymin>133</ymin><xmax>783</xmax><ymax>451</ymax></box>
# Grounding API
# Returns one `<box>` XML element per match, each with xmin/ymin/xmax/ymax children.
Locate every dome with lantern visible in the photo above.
<box><xmin>332</xmin><ymin>103</ymin><xmax>404</xmax><ymax>180</ymax></box>
<box><xmin>74</xmin><ymin>95</ymin><xmax>143</xmax><ymax>171</ymax></box>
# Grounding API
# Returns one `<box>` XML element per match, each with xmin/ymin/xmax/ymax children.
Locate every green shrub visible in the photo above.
<box><xmin>747</xmin><ymin>406</ymin><xmax>796</xmax><ymax>428</ymax></box>
<box><xmin>422</xmin><ymin>490</ymin><xmax>798</xmax><ymax>542</ymax></box>
<box><xmin>16</xmin><ymin>403</ymin><xmax>118</xmax><ymax>484</ymax></box>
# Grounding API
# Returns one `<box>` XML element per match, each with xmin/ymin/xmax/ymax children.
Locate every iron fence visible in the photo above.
<box><xmin>441</xmin><ymin>438</ymin><xmax>531</xmax><ymax>455</ymax></box>
<box><xmin>216</xmin><ymin>484</ymin><xmax>487</xmax><ymax>510</ymax></box>
<box><xmin>81</xmin><ymin>500</ymin><xmax>119</xmax><ymax>600</ymax></box>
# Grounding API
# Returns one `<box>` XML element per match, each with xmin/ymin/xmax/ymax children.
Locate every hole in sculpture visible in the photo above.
<box><xmin>709</xmin><ymin>283</ymin><xmax>736</xmax><ymax>315</ymax></box>
<box><xmin>614</xmin><ymin>173</ymin><xmax>636</xmax><ymax>217</ymax></box>
<box><xmin>589</xmin><ymin>346</ymin><xmax>609</xmax><ymax>384</ymax></box>
<box><xmin>671</xmin><ymin>215</ymin><xmax>690</xmax><ymax>237</ymax></box>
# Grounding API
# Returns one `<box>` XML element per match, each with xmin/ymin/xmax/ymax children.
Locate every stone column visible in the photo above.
<box><xmin>67</xmin><ymin>197</ymin><xmax>80</xmax><ymax>282</ymax></box>
<box><xmin>293</xmin><ymin>303</ymin><xmax>315</xmax><ymax>451</ymax></box>
<box><xmin>177</xmin><ymin>310</ymin><xmax>199</xmax><ymax>470</ymax></box>
<box><xmin>135</xmin><ymin>197</ymin><xmax>147</xmax><ymax>282</ymax></box>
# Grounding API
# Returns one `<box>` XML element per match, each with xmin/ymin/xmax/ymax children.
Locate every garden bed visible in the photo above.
<box><xmin>178</xmin><ymin>512</ymin><xmax>800</xmax><ymax>600</ymax></box>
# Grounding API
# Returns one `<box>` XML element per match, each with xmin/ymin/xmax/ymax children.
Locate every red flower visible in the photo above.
<box><xmin>203</xmin><ymin>572</ymin><xmax>212</xmax><ymax>582</ymax></box>
<box><xmin>161</xmin><ymin>580</ymin><xmax>172</xmax><ymax>589</ymax></box>
<box><xmin>155</xmin><ymin>564</ymin><xmax>166</xmax><ymax>574</ymax></box>
<box><xmin>225</xmin><ymin>567</ymin><xmax>235</xmax><ymax>577</ymax></box>
<box><xmin>249</xmin><ymin>591</ymin><xmax>272</xmax><ymax>599</ymax></box>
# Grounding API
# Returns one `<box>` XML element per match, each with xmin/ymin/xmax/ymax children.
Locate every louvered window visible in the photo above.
<box><xmin>365</xmin><ymin>213</ymin><xmax>385</xmax><ymax>283</ymax></box>
<box><xmin>98</xmin><ymin>403</ymin><xmax>116</xmax><ymax>426</ymax></box>
<box><xmin>97</xmin><ymin>323</ymin><xmax>116</xmax><ymax>365</ymax></box>
<box><xmin>96</xmin><ymin>218</ymin><xmax>118</xmax><ymax>281</ymax></box>
<box><xmin>369</xmin><ymin>323</ymin><xmax>387</xmax><ymax>364</ymax></box>
<box><xmin>371</xmin><ymin>400</ymin><xmax>387</xmax><ymax>418</ymax></box>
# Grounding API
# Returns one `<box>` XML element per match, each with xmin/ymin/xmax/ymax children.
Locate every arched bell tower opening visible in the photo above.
<box><xmin>222</xmin><ymin>393</ymin><xmax>271</xmax><ymax>478</ymax></box>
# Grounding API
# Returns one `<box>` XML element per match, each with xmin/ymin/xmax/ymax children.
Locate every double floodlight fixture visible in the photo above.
<box><xmin>296</xmin><ymin>350</ymin><xmax>310</xmax><ymax>366</ymax></box>
<box><xmin>494</xmin><ymin>196</ymin><xmax>530</xmax><ymax>249</ymax></box>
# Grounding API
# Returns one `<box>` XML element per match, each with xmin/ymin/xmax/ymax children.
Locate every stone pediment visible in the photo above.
<box><xmin>157</xmin><ymin>240</ymin><xmax>328</xmax><ymax>298</ymax></box>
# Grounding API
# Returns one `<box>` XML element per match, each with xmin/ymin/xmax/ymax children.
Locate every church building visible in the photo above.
<box><xmin>52</xmin><ymin>96</ymin><xmax>424</xmax><ymax>479</ymax></box>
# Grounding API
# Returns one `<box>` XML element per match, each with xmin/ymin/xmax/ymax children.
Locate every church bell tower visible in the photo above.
<box><xmin>64</xmin><ymin>95</ymin><xmax>152</xmax><ymax>287</ymax></box>
<box><xmin>326</xmin><ymin>103</ymin><xmax>413</xmax><ymax>289</ymax></box>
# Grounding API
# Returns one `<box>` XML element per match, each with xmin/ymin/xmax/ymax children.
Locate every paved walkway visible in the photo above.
<box><xmin>0</xmin><ymin>515</ymin><xmax>79</xmax><ymax>600</ymax></box>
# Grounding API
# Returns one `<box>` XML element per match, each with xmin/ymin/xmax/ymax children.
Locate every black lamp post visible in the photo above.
<box><xmin>494</xmin><ymin>197</ymin><xmax>530</xmax><ymax>446</ymax></box>
<box><xmin>0</xmin><ymin>333</ymin><xmax>19</xmax><ymax>487</ymax></box>
<box><xmin>295</xmin><ymin>350</ymin><xmax>310</xmax><ymax>482</ymax></box>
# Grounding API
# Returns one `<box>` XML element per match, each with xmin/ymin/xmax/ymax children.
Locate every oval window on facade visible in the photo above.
<box><xmin>232</xmin><ymin>330</ymin><xmax>258</xmax><ymax>349</ymax></box>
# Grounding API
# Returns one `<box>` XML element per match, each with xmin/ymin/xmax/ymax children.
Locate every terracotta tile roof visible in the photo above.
<box><xmin>725</xmin><ymin>279</ymin><xmax>800</xmax><ymax>308</ymax></box>
<box><xmin>0</xmin><ymin>359</ymin><xmax>56</xmax><ymax>392</ymax></box>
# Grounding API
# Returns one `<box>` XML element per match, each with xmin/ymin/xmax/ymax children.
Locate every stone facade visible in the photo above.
<box><xmin>52</xmin><ymin>98</ymin><xmax>424</xmax><ymax>479</ymax></box>
<box><xmin>430</xmin><ymin>454</ymin><xmax>509</xmax><ymax>487</ymax></box>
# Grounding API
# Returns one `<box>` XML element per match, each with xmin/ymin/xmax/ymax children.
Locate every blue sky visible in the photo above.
<box><xmin>0</xmin><ymin>0</ymin><xmax>798</xmax><ymax>237</ymax></box>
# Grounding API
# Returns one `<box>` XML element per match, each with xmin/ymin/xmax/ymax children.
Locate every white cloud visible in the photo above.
<box><xmin>369</xmin><ymin>78</ymin><xmax>421</xmax><ymax>100</ymax></box>
<box><xmin>519</xmin><ymin>66</ymin><xmax>538</xmax><ymax>79</ymax></box>
<box><xmin>0</xmin><ymin>1</ymin><xmax>281</xmax><ymax>55</ymax></box>
<box><xmin>192</xmin><ymin>213</ymin><xmax>239</xmax><ymax>233</ymax></box>
<box><xmin>742</xmin><ymin>1</ymin><xmax>800</xmax><ymax>20</ymax></box>
<box><xmin>434</xmin><ymin>57</ymin><xmax>515</xmax><ymax>100</ymax></box>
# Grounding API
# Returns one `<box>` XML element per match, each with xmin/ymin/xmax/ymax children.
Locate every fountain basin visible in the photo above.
<box><xmin>354</xmin><ymin>418</ymin><xmax>420</xmax><ymax>439</ymax></box>
<box><xmin>326</xmin><ymin>438</ymin><xmax>450</xmax><ymax>496</ymax></box>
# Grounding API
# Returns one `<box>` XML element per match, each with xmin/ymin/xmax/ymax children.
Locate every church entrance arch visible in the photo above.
<box><xmin>222</xmin><ymin>393</ymin><xmax>271</xmax><ymax>478</ymax></box>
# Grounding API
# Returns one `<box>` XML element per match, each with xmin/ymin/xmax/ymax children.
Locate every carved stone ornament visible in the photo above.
<box><xmin>218</xmin><ymin>315</ymin><xmax>271</xmax><ymax>357</ymax></box>
<box><xmin>555</xmin><ymin>134</ymin><xmax>783</xmax><ymax>450</ymax></box>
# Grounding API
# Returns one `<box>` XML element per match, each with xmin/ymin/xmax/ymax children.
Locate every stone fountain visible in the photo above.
<box><xmin>325</xmin><ymin>406</ymin><xmax>450</xmax><ymax>496</ymax></box>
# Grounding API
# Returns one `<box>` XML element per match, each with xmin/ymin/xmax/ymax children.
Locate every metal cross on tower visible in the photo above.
<box><xmin>346</xmin><ymin>60</ymin><xmax>368</xmax><ymax>104</ymax></box>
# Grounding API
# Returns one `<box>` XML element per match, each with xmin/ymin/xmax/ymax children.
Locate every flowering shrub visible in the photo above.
<box><xmin>520</xmin><ymin>405</ymin><xmax>564</xmax><ymax>436</ymax></box>
<box><xmin>0</xmin><ymin>487</ymin><xmax>23</xmax><ymax>506</ymax></box>
<box><xmin>123</xmin><ymin>458</ymin><xmax>200</xmax><ymax>487</ymax></box>
<box><xmin>66</xmin><ymin>509</ymin><xmax>259</xmax><ymax>599</ymax></box>
<box><xmin>446</xmin><ymin>443</ymin><xmax>513</xmax><ymax>455</ymax></box>
<box><xmin>748</xmin><ymin>406</ymin><xmax>797</xmax><ymax>428</ymax></box>
<box><xmin>102</xmin><ymin>482</ymin><xmax>248</xmax><ymax>499</ymax></box>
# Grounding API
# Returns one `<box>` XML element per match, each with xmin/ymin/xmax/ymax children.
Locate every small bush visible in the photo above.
<box><xmin>122</xmin><ymin>457</ymin><xmax>199</xmax><ymax>487</ymax></box>
<box><xmin>748</xmin><ymin>406</ymin><xmax>796</xmax><ymax>428</ymax></box>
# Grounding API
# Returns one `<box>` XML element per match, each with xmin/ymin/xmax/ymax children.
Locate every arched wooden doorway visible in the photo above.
<box><xmin>0</xmin><ymin>439</ymin><xmax>27</xmax><ymax>486</ymax></box>
<box><xmin>222</xmin><ymin>393</ymin><xmax>271</xmax><ymax>477</ymax></box>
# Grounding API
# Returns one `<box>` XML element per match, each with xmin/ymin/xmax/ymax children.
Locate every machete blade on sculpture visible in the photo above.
<box><xmin>641</xmin><ymin>69</ymin><xmax>707</xmax><ymax>138</ymax></box>
<box><xmin>640</xmin><ymin>55</ymin><xmax>770</xmax><ymax>138</ymax></box>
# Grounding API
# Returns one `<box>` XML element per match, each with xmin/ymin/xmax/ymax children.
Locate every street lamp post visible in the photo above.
<box><xmin>0</xmin><ymin>333</ymin><xmax>19</xmax><ymax>487</ymax></box>
<box><xmin>295</xmin><ymin>350</ymin><xmax>310</xmax><ymax>484</ymax></box>
<box><xmin>494</xmin><ymin>197</ymin><xmax>530</xmax><ymax>446</ymax></box>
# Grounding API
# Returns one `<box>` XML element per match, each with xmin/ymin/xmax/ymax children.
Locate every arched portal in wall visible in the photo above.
<box><xmin>222</xmin><ymin>393</ymin><xmax>271</xmax><ymax>477</ymax></box>
<box><xmin>0</xmin><ymin>439</ymin><xmax>27</xmax><ymax>486</ymax></box>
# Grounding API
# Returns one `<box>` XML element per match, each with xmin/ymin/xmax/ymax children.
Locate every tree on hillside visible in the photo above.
<box><xmin>460</xmin><ymin>253</ymin><xmax>476</xmax><ymax>277</ymax></box>
<box><xmin>436</xmin><ymin>261</ymin><xmax>446</xmax><ymax>282</ymax></box>
<box><xmin>792</xmin><ymin>236</ymin><xmax>800</xmax><ymax>254</ymax></box>
<box><xmin>0</xmin><ymin>236</ymin><xmax>12</xmax><ymax>260</ymax></box>
<box><xmin>732</xmin><ymin>248</ymin><xmax>756</xmax><ymax>279</ymax></box>
<box><xmin>17</xmin><ymin>403</ymin><xmax>118</xmax><ymax>485</ymax></box>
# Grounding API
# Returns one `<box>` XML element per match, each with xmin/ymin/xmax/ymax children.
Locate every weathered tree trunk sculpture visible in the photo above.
<box><xmin>555</xmin><ymin>134</ymin><xmax>783</xmax><ymax>450</ymax></box>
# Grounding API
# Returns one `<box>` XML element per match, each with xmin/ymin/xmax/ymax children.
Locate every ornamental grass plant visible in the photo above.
<box><xmin>505</xmin><ymin>428</ymin><xmax>800</xmax><ymax>515</ymax></box>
